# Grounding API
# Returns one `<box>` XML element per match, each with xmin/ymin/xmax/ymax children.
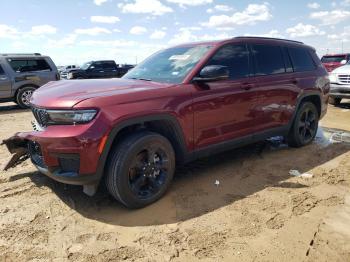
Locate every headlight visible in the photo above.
<box><xmin>329</xmin><ymin>73</ymin><xmax>337</xmax><ymax>83</ymax></box>
<box><xmin>47</xmin><ymin>110</ymin><xmax>97</xmax><ymax>125</ymax></box>
<box><xmin>67</xmin><ymin>72</ymin><xmax>73</xmax><ymax>79</ymax></box>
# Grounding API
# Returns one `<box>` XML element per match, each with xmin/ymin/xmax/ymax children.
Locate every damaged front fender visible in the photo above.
<box><xmin>1</xmin><ymin>136</ymin><xmax>29</xmax><ymax>171</ymax></box>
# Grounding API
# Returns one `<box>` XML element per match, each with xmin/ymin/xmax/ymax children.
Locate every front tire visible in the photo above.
<box><xmin>287</xmin><ymin>102</ymin><xmax>319</xmax><ymax>148</ymax></box>
<box><xmin>105</xmin><ymin>131</ymin><xmax>175</xmax><ymax>208</ymax></box>
<box><xmin>329</xmin><ymin>97</ymin><xmax>341</xmax><ymax>106</ymax></box>
<box><xmin>16</xmin><ymin>86</ymin><xmax>36</xmax><ymax>108</ymax></box>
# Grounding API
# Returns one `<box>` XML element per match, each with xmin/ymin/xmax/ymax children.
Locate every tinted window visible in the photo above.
<box><xmin>288</xmin><ymin>47</ymin><xmax>316</xmax><ymax>72</ymax></box>
<box><xmin>102</xmin><ymin>61</ymin><xmax>117</xmax><ymax>70</ymax></box>
<box><xmin>0</xmin><ymin>65</ymin><xmax>4</xmax><ymax>75</ymax></box>
<box><xmin>91</xmin><ymin>62</ymin><xmax>103</xmax><ymax>70</ymax></box>
<box><xmin>321</xmin><ymin>55</ymin><xmax>347</xmax><ymax>63</ymax></box>
<box><xmin>7</xmin><ymin>59</ymin><xmax>51</xmax><ymax>72</ymax></box>
<box><xmin>282</xmin><ymin>47</ymin><xmax>293</xmax><ymax>73</ymax></box>
<box><xmin>207</xmin><ymin>44</ymin><xmax>250</xmax><ymax>80</ymax></box>
<box><xmin>251</xmin><ymin>44</ymin><xmax>285</xmax><ymax>75</ymax></box>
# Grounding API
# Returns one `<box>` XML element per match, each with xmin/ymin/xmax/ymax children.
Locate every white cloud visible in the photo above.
<box><xmin>119</xmin><ymin>0</ymin><xmax>173</xmax><ymax>16</ymax></box>
<box><xmin>307</xmin><ymin>2</ymin><xmax>320</xmax><ymax>9</ymax></box>
<box><xmin>30</xmin><ymin>25</ymin><xmax>57</xmax><ymax>35</ymax></box>
<box><xmin>79</xmin><ymin>39</ymin><xmax>136</xmax><ymax>47</ymax></box>
<box><xmin>168</xmin><ymin>28</ymin><xmax>229</xmax><ymax>45</ymax></box>
<box><xmin>202</xmin><ymin>4</ymin><xmax>272</xmax><ymax>28</ymax></box>
<box><xmin>75</xmin><ymin>27</ymin><xmax>111</xmax><ymax>36</ymax></box>
<box><xmin>286</xmin><ymin>23</ymin><xmax>325</xmax><ymax>37</ymax></box>
<box><xmin>150</xmin><ymin>30</ymin><xmax>166</xmax><ymax>39</ymax></box>
<box><xmin>90</xmin><ymin>16</ymin><xmax>120</xmax><ymax>24</ymax></box>
<box><xmin>245</xmin><ymin>30</ymin><xmax>284</xmax><ymax>38</ymax></box>
<box><xmin>214</xmin><ymin>5</ymin><xmax>233</xmax><ymax>12</ymax></box>
<box><xmin>0</xmin><ymin>24</ymin><xmax>19</xmax><ymax>39</ymax></box>
<box><xmin>166</xmin><ymin>0</ymin><xmax>212</xmax><ymax>7</ymax></box>
<box><xmin>310</xmin><ymin>10</ymin><xmax>350</xmax><ymax>25</ymax></box>
<box><xmin>93</xmin><ymin>0</ymin><xmax>107</xmax><ymax>6</ymax></box>
<box><xmin>47</xmin><ymin>34</ymin><xmax>77</xmax><ymax>48</ymax></box>
<box><xmin>129</xmin><ymin>26</ymin><xmax>148</xmax><ymax>35</ymax></box>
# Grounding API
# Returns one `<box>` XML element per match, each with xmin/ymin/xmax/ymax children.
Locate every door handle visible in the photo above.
<box><xmin>99</xmin><ymin>71</ymin><xmax>105</xmax><ymax>73</ymax></box>
<box><xmin>291</xmin><ymin>78</ymin><xmax>299</xmax><ymax>84</ymax></box>
<box><xmin>241</xmin><ymin>83</ymin><xmax>254</xmax><ymax>90</ymax></box>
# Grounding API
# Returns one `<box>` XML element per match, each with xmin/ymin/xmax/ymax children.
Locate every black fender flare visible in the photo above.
<box><xmin>94</xmin><ymin>113</ymin><xmax>189</xmax><ymax>180</ymax></box>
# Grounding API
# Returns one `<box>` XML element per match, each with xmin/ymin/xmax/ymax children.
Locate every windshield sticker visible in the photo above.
<box><xmin>169</xmin><ymin>55</ymin><xmax>190</xmax><ymax>61</ymax></box>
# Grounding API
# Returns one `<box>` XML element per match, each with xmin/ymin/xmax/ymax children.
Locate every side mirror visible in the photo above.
<box><xmin>193</xmin><ymin>65</ymin><xmax>229</xmax><ymax>82</ymax></box>
<box><xmin>340</xmin><ymin>60</ymin><xmax>347</xmax><ymax>65</ymax></box>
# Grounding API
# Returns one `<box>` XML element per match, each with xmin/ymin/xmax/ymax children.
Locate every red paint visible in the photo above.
<box><xmin>15</xmin><ymin>38</ymin><xmax>329</xmax><ymax>177</ymax></box>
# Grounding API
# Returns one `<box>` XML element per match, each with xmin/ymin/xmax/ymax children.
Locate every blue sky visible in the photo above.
<box><xmin>1</xmin><ymin>0</ymin><xmax>350</xmax><ymax>65</ymax></box>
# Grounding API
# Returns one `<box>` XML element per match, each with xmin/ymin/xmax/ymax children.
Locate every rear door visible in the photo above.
<box><xmin>102</xmin><ymin>61</ymin><xmax>118</xmax><ymax>78</ymax></box>
<box><xmin>0</xmin><ymin>64</ymin><xmax>12</xmax><ymax>98</ymax></box>
<box><xmin>6</xmin><ymin>58</ymin><xmax>54</xmax><ymax>86</ymax></box>
<box><xmin>249</xmin><ymin>44</ymin><xmax>300</xmax><ymax>132</ymax></box>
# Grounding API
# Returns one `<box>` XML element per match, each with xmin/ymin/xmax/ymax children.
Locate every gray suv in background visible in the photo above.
<box><xmin>0</xmin><ymin>53</ymin><xmax>59</xmax><ymax>108</ymax></box>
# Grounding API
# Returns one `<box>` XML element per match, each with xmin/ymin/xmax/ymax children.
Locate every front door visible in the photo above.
<box><xmin>192</xmin><ymin>43</ymin><xmax>259</xmax><ymax>149</ymax></box>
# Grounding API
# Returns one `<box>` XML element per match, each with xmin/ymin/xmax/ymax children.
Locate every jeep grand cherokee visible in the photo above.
<box><xmin>3</xmin><ymin>37</ymin><xmax>329</xmax><ymax>208</ymax></box>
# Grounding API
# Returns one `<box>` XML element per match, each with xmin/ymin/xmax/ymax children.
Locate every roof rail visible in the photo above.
<box><xmin>234</xmin><ymin>36</ymin><xmax>304</xmax><ymax>44</ymax></box>
<box><xmin>0</xmin><ymin>53</ymin><xmax>41</xmax><ymax>56</ymax></box>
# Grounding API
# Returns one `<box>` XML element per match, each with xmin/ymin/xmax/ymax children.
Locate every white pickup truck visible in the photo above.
<box><xmin>329</xmin><ymin>62</ymin><xmax>350</xmax><ymax>106</ymax></box>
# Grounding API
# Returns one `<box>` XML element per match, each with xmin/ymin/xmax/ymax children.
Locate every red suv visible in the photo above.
<box><xmin>3</xmin><ymin>37</ymin><xmax>329</xmax><ymax>208</ymax></box>
<box><xmin>321</xmin><ymin>53</ymin><xmax>350</xmax><ymax>72</ymax></box>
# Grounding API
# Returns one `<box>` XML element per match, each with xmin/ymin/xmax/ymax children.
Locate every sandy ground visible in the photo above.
<box><xmin>0</xmin><ymin>101</ymin><xmax>350</xmax><ymax>262</ymax></box>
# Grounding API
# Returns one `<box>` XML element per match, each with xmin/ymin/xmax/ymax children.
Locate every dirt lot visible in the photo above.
<box><xmin>0</xmin><ymin>101</ymin><xmax>350</xmax><ymax>262</ymax></box>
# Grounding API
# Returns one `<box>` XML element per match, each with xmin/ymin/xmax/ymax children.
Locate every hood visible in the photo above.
<box><xmin>331</xmin><ymin>65</ymin><xmax>350</xmax><ymax>74</ymax></box>
<box><xmin>30</xmin><ymin>78</ymin><xmax>171</xmax><ymax>108</ymax></box>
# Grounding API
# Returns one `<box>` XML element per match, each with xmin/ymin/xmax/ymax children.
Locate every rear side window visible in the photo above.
<box><xmin>0</xmin><ymin>65</ymin><xmax>4</xmax><ymax>74</ymax></box>
<box><xmin>251</xmin><ymin>44</ymin><xmax>285</xmax><ymax>75</ymax></box>
<box><xmin>7</xmin><ymin>59</ymin><xmax>52</xmax><ymax>72</ymax></box>
<box><xmin>207</xmin><ymin>44</ymin><xmax>250</xmax><ymax>80</ymax></box>
<box><xmin>102</xmin><ymin>61</ymin><xmax>117</xmax><ymax>70</ymax></box>
<box><xmin>321</xmin><ymin>55</ymin><xmax>346</xmax><ymax>63</ymax></box>
<box><xmin>288</xmin><ymin>47</ymin><xmax>316</xmax><ymax>72</ymax></box>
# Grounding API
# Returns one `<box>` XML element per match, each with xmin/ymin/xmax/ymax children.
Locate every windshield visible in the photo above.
<box><xmin>321</xmin><ymin>55</ymin><xmax>346</xmax><ymax>63</ymax></box>
<box><xmin>81</xmin><ymin>62</ymin><xmax>92</xmax><ymax>70</ymax></box>
<box><xmin>123</xmin><ymin>45</ymin><xmax>213</xmax><ymax>84</ymax></box>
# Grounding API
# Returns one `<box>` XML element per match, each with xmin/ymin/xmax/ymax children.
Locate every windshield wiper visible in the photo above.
<box><xmin>129</xmin><ymin>77</ymin><xmax>152</xmax><ymax>81</ymax></box>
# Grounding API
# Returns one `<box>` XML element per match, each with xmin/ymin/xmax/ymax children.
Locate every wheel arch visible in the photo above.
<box><xmin>95</xmin><ymin>114</ymin><xmax>189</xmax><ymax>181</ymax></box>
<box><xmin>14</xmin><ymin>83</ymin><xmax>39</xmax><ymax>98</ymax></box>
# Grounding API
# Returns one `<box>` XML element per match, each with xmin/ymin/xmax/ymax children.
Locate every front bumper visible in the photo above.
<box><xmin>2</xmin><ymin>116</ymin><xmax>110</xmax><ymax>188</ymax></box>
<box><xmin>330</xmin><ymin>83</ymin><xmax>350</xmax><ymax>98</ymax></box>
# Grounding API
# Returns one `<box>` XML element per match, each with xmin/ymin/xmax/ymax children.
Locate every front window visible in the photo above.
<box><xmin>81</xmin><ymin>62</ymin><xmax>92</xmax><ymax>70</ymax></box>
<box><xmin>123</xmin><ymin>45</ymin><xmax>213</xmax><ymax>84</ymax></box>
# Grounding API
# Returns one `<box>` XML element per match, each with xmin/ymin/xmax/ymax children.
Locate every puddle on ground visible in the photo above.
<box><xmin>266</xmin><ymin>127</ymin><xmax>350</xmax><ymax>150</ymax></box>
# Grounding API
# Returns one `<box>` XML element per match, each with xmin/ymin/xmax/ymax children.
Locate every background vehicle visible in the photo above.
<box><xmin>3</xmin><ymin>37</ymin><xmax>329</xmax><ymax>208</ymax></box>
<box><xmin>59</xmin><ymin>65</ymin><xmax>79</xmax><ymax>79</ymax></box>
<box><xmin>66</xmin><ymin>60</ymin><xmax>134</xmax><ymax>79</ymax></box>
<box><xmin>328</xmin><ymin>60</ymin><xmax>350</xmax><ymax>106</ymax></box>
<box><xmin>0</xmin><ymin>53</ymin><xmax>59</xmax><ymax>108</ymax></box>
<box><xmin>321</xmin><ymin>53</ymin><xmax>350</xmax><ymax>72</ymax></box>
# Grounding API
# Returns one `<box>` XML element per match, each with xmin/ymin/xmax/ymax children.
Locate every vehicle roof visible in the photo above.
<box><xmin>172</xmin><ymin>36</ymin><xmax>313</xmax><ymax>50</ymax></box>
<box><xmin>0</xmin><ymin>53</ymin><xmax>50</xmax><ymax>59</ymax></box>
<box><xmin>322</xmin><ymin>53</ymin><xmax>350</xmax><ymax>57</ymax></box>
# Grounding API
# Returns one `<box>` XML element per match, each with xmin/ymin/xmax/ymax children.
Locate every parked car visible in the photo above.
<box><xmin>3</xmin><ymin>37</ymin><xmax>329</xmax><ymax>208</ymax></box>
<box><xmin>59</xmin><ymin>65</ymin><xmax>79</xmax><ymax>79</ymax></box>
<box><xmin>0</xmin><ymin>53</ymin><xmax>59</xmax><ymax>108</ymax></box>
<box><xmin>328</xmin><ymin>60</ymin><xmax>350</xmax><ymax>105</ymax></box>
<box><xmin>66</xmin><ymin>60</ymin><xmax>133</xmax><ymax>79</ymax></box>
<box><xmin>321</xmin><ymin>53</ymin><xmax>350</xmax><ymax>72</ymax></box>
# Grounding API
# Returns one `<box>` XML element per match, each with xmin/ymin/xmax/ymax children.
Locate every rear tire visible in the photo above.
<box><xmin>287</xmin><ymin>102</ymin><xmax>319</xmax><ymax>148</ymax></box>
<box><xmin>105</xmin><ymin>131</ymin><xmax>175</xmax><ymax>209</ymax></box>
<box><xmin>329</xmin><ymin>97</ymin><xmax>341</xmax><ymax>106</ymax></box>
<box><xmin>16</xmin><ymin>86</ymin><xmax>36</xmax><ymax>108</ymax></box>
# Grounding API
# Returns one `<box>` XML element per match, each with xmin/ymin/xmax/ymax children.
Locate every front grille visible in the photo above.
<box><xmin>338</xmin><ymin>74</ymin><xmax>350</xmax><ymax>84</ymax></box>
<box><xmin>31</xmin><ymin>107</ymin><xmax>49</xmax><ymax>127</ymax></box>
